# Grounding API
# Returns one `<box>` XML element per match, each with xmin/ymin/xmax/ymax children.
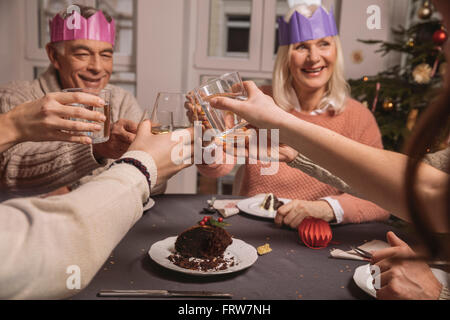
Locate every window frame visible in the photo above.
<box><xmin>194</xmin><ymin>0</ymin><xmax>264</xmax><ymax>71</ymax></box>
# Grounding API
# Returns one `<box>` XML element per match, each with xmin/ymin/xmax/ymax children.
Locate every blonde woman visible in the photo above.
<box><xmin>196</xmin><ymin>4</ymin><xmax>389</xmax><ymax>228</ymax></box>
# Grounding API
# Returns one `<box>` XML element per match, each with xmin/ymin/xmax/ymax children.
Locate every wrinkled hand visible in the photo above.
<box><xmin>371</xmin><ymin>232</ymin><xmax>442</xmax><ymax>300</ymax></box>
<box><xmin>4</xmin><ymin>92</ymin><xmax>106</xmax><ymax>146</ymax></box>
<box><xmin>93</xmin><ymin>119</ymin><xmax>138</xmax><ymax>160</ymax></box>
<box><xmin>128</xmin><ymin>120</ymin><xmax>194</xmax><ymax>185</ymax></box>
<box><xmin>275</xmin><ymin>199</ymin><xmax>335</xmax><ymax>229</ymax></box>
<box><xmin>209</xmin><ymin>81</ymin><xmax>293</xmax><ymax>130</ymax></box>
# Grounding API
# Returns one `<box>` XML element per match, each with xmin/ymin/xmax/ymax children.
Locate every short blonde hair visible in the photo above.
<box><xmin>273</xmin><ymin>5</ymin><xmax>350</xmax><ymax>114</ymax></box>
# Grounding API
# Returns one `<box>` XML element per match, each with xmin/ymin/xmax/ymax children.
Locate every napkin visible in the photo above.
<box><xmin>213</xmin><ymin>200</ymin><xmax>240</xmax><ymax>218</ymax></box>
<box><xmin>330</xmin><ymin>240</ymin><xmax>391</xmax><ymax>261</ymax></box>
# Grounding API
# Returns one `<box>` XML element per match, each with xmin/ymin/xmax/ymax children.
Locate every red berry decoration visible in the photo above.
<box><xmin>433</xmin><ymin>29</ymin><xmax>448</xmax><ymax>46</ymax></box>
<box><xmin>298</xmin><ymin>218</ymin><xmax>332</xmax><ymax>250</ymax></box>
<box><xmin>199</xmin><ymin>221</ymin><xmax>205</xmax><ymax>226</ymax></box>
<box><xmin>218</xmin><ymin>217</ymin><xmax>223</xmax><ymax>223</ymax></box>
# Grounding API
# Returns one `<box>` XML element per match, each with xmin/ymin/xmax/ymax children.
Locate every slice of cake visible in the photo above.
<box><xmin>260</xmin><ymin>193</ymin><xmax>284</xmax><ymax>212</ymax></box>
<box><xmin>174</xmin><ymin>219</ymin><xmax>233</xmax><ymax>259</ymax></box>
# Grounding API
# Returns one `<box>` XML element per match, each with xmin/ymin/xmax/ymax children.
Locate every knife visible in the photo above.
<box><xmin>98</xmin><ymin>290</ymin><xmax>233</xmax><ymax>298</ymax></box>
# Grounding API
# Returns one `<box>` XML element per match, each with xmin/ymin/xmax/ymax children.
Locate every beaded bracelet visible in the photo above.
<box><xmin>110</xmin><ymin>158</ymin><xmax>152</xmax><ymax>207</ymax></box>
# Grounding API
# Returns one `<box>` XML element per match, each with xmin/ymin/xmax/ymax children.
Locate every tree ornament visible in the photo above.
<box><xmin>298</xmin><ymin>218</ymin><xmax>332</xmax><ymax>249</ymax></box>
<box><xmin>412</xmin><ymin>63</ymin><xmax>433</xmax><ymax>84</ymax></box>
<box><xmin>382</xmin><ymin>98</ymin><xmax>394</xmax><ymax>111</ymax></box>
<box><xmin>432</xmin><ymin>28</ymin><xmax>448</xmax><ymax>46</ymax></box>
<box><xmin>418</xmin><ymin>1</ymin><xmax>432</xmax><ymax>20</ymax></box>
<box><xmin>406</xmin><ymin>38</ymin><xmax>415</xmax><ymax>47</ymax></box>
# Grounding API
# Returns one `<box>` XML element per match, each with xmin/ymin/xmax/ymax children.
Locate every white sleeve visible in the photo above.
<box><xmin>320</xmin><ymin>197</ymin><xmax>344</xmax><ymax>225</ymax></box>
<box><xmin>0</xmin><ymin>151</ymin><xmax>154</xmax><ymax>299</ymax></box>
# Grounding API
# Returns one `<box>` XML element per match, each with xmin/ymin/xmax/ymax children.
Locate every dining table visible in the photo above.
<box><xmin>71</xmin><ymin>194</ymin><xmax>422</xmax><ymax>301</ymax></box>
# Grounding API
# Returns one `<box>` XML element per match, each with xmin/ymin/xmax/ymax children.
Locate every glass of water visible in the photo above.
<box><xmin>63</xmin><ymin>88</ymin><xmax>112</xmax><ymax>144</ymax></box>
<box><xmin>194</xmin><ymin>72</ymin><xmax>248</xmax><ymax>142</ymax></box>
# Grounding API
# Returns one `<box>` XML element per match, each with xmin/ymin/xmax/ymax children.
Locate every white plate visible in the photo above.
<box><xmin>353</xmin><ymin>263</ymin><xmax>449</xmax><ymax>298</ymax></box>
<box><xmin>143</xmin><ymin>198</ymin><xmax>155</xmax><ymax>211</ymax></box>
<box><xmin>148</xmin><ymin>236</ymin><xmax>258</xmax><ymax>276</ymax></box>
<box><xmin>237</xmin><ymin>196</ymin><xmax>291</xmax><ymax>219</ymax></box>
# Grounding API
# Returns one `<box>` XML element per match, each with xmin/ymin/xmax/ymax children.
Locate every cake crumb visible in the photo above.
<box><xmin>257</xmin><ymin>244</ymin><xmax>272</xmax><ymax>256</ymax></box>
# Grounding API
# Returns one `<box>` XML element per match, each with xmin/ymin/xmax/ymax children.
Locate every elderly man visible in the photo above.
<box><xmin>0</xmin><ymin>5</ymin><xmax>165</xmax><ymax>198</ymax></box>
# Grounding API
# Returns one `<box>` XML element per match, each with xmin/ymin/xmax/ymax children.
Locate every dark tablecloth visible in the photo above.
<box><xmin>72</xmin><ymin>194</ymin><xmax>417</xmax><ymax>300</ymax></box>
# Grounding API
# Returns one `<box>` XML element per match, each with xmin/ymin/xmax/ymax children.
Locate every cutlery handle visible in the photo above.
<box><xmin>98</xmin><ymin>290</ymin><xmax>168</xmax><ymax>297</ymax></box>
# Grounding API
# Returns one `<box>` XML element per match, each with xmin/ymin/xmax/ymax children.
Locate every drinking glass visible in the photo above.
<box><xmin>194</xmin><ymin>72</ymin><xmax>248</xmax><ymax>142</ymax></box>
<box><xmin>147</xmin><ymin>92</ymin><xmax>192</xmax><ymax>134</ymax></box>
<box><xmin>63</xmin><ymin>88</ymin><xmax>111</xmax><ymax>144</ymax></box>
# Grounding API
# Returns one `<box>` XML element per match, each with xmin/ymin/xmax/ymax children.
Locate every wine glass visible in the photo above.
<box><xmin>147</xmin><ymin>92</ymin><xmax>192</xmax><ymax>134</ymax></box>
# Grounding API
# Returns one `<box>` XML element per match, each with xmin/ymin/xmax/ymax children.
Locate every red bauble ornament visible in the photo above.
<box><xmin>298</xmin><ymin>218</ymin><xmax>332</xmax><ymax>249</ymax></box>
<box><xmin>433</xmin><ymin>29</ymin><xmax>448</xmax><ymax>46</ymax></box>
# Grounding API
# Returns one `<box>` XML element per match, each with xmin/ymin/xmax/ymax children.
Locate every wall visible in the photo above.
<box><xmin>0</xmin><ymin>0</ymin><xmax>26</xmax><ymax>85</ymax></box>
<box><xmin>136</xmin><ymin>0</ymin><xmax>197</xmax><ymax>194</ymax></box>
<box><xmin>339</xmin><ymin>0</ymin><xmax>409</xmax><ymax>79</ymax></box>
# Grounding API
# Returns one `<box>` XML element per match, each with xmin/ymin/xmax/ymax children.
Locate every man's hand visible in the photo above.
<box><xmin>128</xmin><ymin>120</ymin><xmax>194</xmax><ymax>185</ymax></box>
<box><xmin>93</xmin><ymin>119</ymin><xmax>138</xmax><ymax>160</ymax></box>
<box><xmin>371</xmin><ymin>232</ymin><xmax>442</xmax><ymax>300</ymax></box>
<box><xmin>1</xmin><ymin>92</ymin><xmax>106</xmax><ymax>151</ymax></box>
<box><xmin>275</xmin><ymin>200</ymin><xmax>335</xmax><ymax>229</ymax></box>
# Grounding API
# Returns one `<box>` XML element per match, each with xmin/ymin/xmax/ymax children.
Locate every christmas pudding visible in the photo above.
<box><xmin>168</xmin><ymin>217</ymin><xmax>234</xmax><ymax>271</ymax></box>
<box><xmin>260</xmin><ymin>193</ymin><xmax>284</xmax><ymax>212</ymax></box>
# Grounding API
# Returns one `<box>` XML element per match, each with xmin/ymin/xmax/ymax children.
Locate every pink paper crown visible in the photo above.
<box><xmin>278</xmin><ymin>6</ymin><xmax>338</xmax><ymax>46</ymax></box>
<box><xmin>50</xmin><ymin>10</ymin><xmax>116</xmax><ymax>46</ymax></box>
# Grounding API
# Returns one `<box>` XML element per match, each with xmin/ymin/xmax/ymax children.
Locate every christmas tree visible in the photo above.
<box><xmin>348</xmin><ymin>0</ymin><xmax>448</xmax><ymax>152</ymax></box>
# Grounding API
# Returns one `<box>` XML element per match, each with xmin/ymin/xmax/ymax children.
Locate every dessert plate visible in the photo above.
<box><xmin>143</xmin><ymin>198</ymin><xmax>155</xmax><ymax>211</ymax></box>
<box><xmin>237</xmin><ymin>195</ymin><xmax>291</xmax><ymax>219</ymax></box>
<box><xmin>149</xmin><ymin>236</ymin><xmax>258</xmax><ymax>276</ymax></box>
<box><xmin>353</xmin><ymin>263</ymin><xmax>449</xmax><ymax>298</ymax></box>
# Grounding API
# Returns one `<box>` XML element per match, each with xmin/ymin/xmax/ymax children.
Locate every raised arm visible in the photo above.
<box><xmin>0</xmin><ymin>121</ymin><xmax>193</xmax><ymax>299</ymax></box>
<box><xmin>210</xmin><ymin>82</ymin><xmax>449</xmax><ymax>233</ymax></box>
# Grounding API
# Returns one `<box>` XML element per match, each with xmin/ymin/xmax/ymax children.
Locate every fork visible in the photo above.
<box><xmin>350</xmin><ymin>246</ymin><xmax>373</xmax><ymax>260</ymax></box>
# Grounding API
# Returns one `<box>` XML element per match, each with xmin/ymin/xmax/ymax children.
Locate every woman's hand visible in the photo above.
<box><xmin>371</xmin><ymin>232</ymin><xmax>442</xmax><ymax>300</ymax></box>
<box><xmin>185</xmin><ymin>93</ymin><xmax>211</xmax><ymax>129</ymax></box>
<box><xmin>275</xmin><ymin>199</ymin><xmax>336</xmax><ymax>229</ymax></box>
<box><xmin>222</xmin><ymin>132</ymin><xmax>299</xmax><ymax>163</ymax></box>
<box><xmin>1</xmin><ymin>92</ymin><xmax>106</xmax><ymax>150</ymax></box>
<box><xmin>209</xmin><ymin>81</ymin><xmax>293</xmax><ymax>130</ymax></box>
<box><xmin>128</xmin><ymin>120</ymin><xmax>194</xmax><ymax>185</ymax></box>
